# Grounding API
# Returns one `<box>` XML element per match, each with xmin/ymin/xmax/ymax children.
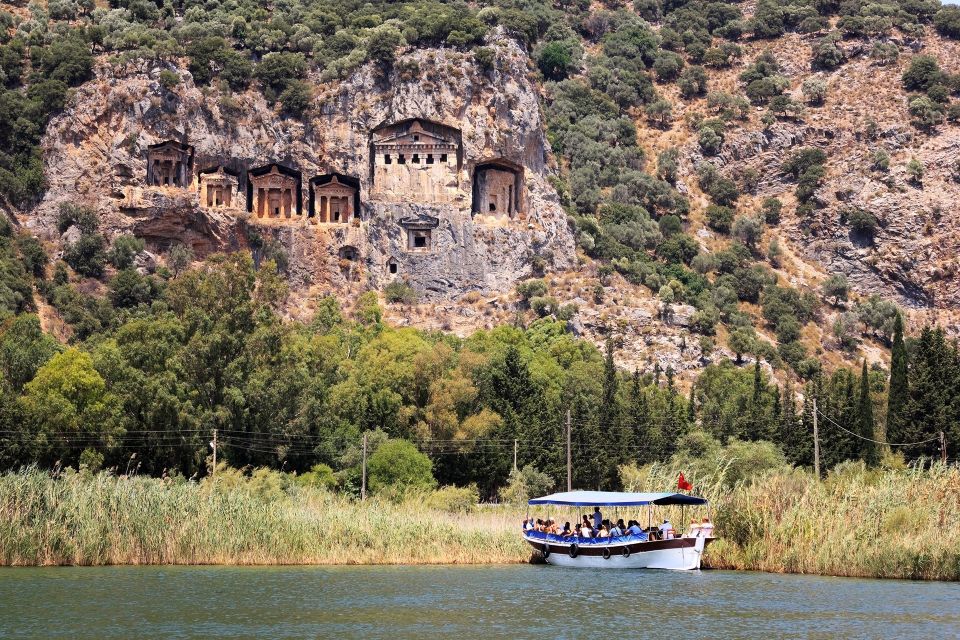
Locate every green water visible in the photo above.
<box><xmin>0</xmin><ymin>565</ymin><xmax>958</xmax><ymax>639</ymax></box>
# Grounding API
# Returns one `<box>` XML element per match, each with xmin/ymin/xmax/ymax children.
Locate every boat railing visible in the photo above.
<box><xmin>523</xmin><ymin>530</ymin><xmax>649</xmax><ymax>545</ymax></box>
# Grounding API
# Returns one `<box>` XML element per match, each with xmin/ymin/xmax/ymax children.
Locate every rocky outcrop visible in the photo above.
<box><xmin>31</xmin><ymin>33</ymin><xmax>574</xmax><ymax>299</ymax></box>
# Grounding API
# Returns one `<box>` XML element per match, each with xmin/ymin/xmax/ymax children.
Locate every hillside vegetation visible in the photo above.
<box><xmin>1</xmin><ymin>1</ymin><xmax>960</xmax><ymax>495</ymax></box>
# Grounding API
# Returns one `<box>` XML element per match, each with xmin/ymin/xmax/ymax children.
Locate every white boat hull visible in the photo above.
<box><xmin>525</xmin><ymin>534</ymin><xmax>711</xmax><ymax>570</ymax></box>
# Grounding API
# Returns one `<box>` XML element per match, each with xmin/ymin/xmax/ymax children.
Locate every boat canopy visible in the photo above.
<box><xmin>528</xmin><ymin>490</ymin><xmax>707</xmax><ymax>507</ymax></box>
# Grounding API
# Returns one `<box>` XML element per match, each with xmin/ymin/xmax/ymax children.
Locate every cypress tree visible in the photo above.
<box><xmin>859</xmin><ymin>360</ymin><xmax>878</xmax><ymax>465</ymax></box>
<box><xmin>599</xmin><ymin>338</ymin><xmax>623</xmax><ymax>488</ymax></box>
<box><xmin>886</xmin><ymin>313</ymin><xmax>908</xmax><ymax>445</ymax></box>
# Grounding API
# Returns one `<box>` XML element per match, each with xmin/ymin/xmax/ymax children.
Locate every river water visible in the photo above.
<box><xmin>1</xmin><ymin>565</ymin><xmax>958</xmax><ymax>639</ymax></box>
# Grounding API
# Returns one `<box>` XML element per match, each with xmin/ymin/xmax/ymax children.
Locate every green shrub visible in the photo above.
<box><xmin>706</xmin><ymin>204</ymin><xmax>735</xmax><ymax>233</ymax></box>
<box><xmin>108</xmin><ymin>234</ymin><xmax>144</xmax><ymax>270</ymax></box>
<box><xmin>902</xmin><ymin>55</ymin><xmax>943</xmax><ymax>92</ymax></box>
<box><xmin>516</xmin><ymin>278</ymin><xmax>547</xmax><ymax>301</ymax></box>
<box><xmin>297</xmin><ymin>463</ymin><xmax>337</xmax><ymax>490</ymax></box>
<box><xmin>384</xmin><ymin>280</ymin><xmax>419</xmax><ymax>304</ymax></box>
<box><xmin>368</xmin><ymin>439</ymin><xmax>436</xmax><ymax>495</ymax></box>
<box><xmin>422</xmin><ymin>484</ymin><xmax>479</xmax><ymax>513</ymax></box>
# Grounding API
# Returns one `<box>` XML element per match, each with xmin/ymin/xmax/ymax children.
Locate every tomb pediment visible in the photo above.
<box><xmin>374</xmin><ymin>129</ymin><xmax>455</xmax><ymax>147</ymax></box>
<box><xmin>397</xmin><ymin>214</ymin><xmax>440</xmax><ymax>230</ymax></box>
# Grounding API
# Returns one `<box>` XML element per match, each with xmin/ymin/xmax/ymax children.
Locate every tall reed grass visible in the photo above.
<box><xmin>627</xmin><ymin>460</ymin><xmax>960</xmax><ymax>581</ymax></box>
<box><xmin>3</xmin><ymin>463</ymin><xmax>959</xmax><ymax>580</ymax></box>
<box><xmin>0</xmin><ymin>469</ymin><xmax>527</xmax><ymax>566</ymax></box>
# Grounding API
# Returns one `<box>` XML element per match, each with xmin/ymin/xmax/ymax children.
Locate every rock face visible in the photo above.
<box><xmin>31</xmin><ymin>34</ymin><xmax>574</xmax><ymax>299</ymax></box>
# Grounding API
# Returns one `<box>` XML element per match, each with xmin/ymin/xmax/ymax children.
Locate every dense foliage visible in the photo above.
<box><xmin>1</xmin><ymin>221</ymin><xmax>955</xmax><ymax>497</ymax></box>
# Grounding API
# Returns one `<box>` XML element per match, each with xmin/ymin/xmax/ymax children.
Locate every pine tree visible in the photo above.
<box><xmin>859</xmin><ymin>360</ymin><xmax>878</xmax><ymax>465</ymax></box>
<box><xmin>886</xmin><ymin>313</ymin><xmax>909</xmax><ymax>445</ymax></box>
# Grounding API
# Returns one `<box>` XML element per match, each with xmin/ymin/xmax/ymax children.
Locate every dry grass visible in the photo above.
<box><xmin>4</xmin><ymin>463</ymin><xmax>959</xmax><ymax>579</ymax></box>
<box><xmin>0</xmin><ymin>470</ymin><xmax>527</xmax><ymax>566</ymax></box>
<box><xmin>630</xmin><ymin>460</ymin><xmax>960</xmax><ymax>580</ymax></box>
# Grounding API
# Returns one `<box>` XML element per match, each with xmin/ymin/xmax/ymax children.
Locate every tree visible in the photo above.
<box><xmin>858</xmin><ymin>360</ymin><xmax>878</xmax><ymax>465</ymax></box>
<box><xmin>902</xmin><ymin>55</ymin><xmax>943</xmax><ymax>92</ymax></box>
<box><xmin>646</xmin><ymin>99</ymin><xmax>673</xmax><ymax>128</ymax></box>
<box><xmin>167</xmin><ymin>243</ymin><xmax>193</xmax><ymax>277</ymax></box>
<box><xmin>698</xmin><ymin>126</ymin><xmax>723</xmax><ymax>155</ymax></box>
<box><xmin>761</xmin><ymin>197</ymin><xmax>782</xmax><ymax>224</ymax></box>
<box><xmin>537</xmin><ymin>40</ymin><xmax>575</xmax><ymax>81</ymax></box>
<box><xmin>706</xmin><ymin>204</ymin><xmax>734</xmax><ymax>233</ymax></box>
<box><xmin>63</xmin><ymin>233</ymin><xmax>107</xmax><ymax>278</ymax></box>
<box><xmin>822</xmin><ymin>273</ymin><xmax>849</xmax><ymax>307</ymax></box>
<box><xmin>108</xmin><ymin>234</ymin><xmax>144</xmax><ymax>270</ymax></box>
<box><xmin>652</xmin><ymin>51</ymin><xmax>684</xmax><ymax>81</ymax></box>
<box><xmin>886</xmin><ymin>314</ymin><xmax>908</xmax><ymax>446</ymax></box>
<box><xmin>279</xmin><ymin>80</ymin><xmax>312</xmax><ymax>117</ymax></box>
<box><xmin>728</xmin><ymin>327</ymin><xmax>756</xmax><ymax>364</ymax></box>
<box><xmin>366</xmin><ymin>26</ymin><xmax>402</xmax><ymax>67</ymax></box>
<box><xmin>731</xmin><ymin>216</ymin><xmax>763</xmax><ymax>252</ymax></box>
<box><xmin>678</xmin><ymin>66</ymin><xmax>708</xmax><ymax>99</ymax></box>
<box><xmin>909</xmin><ymin>97</ymin><xmax>944</xmax><ymax>131</ymax></box>
<box><xmin>934</xmin><ymin>6</ymin><xmax>960</xmax><ymax>39</ymax></box>
<box><xmin>254</xmin><ymin>52</ymin><xmax>306</xmax><ymax>102</ymax></box>
<box><xmin>906</xmin><ymin>158</ymin><xmax>925</xmax><ymax>184</ymax></box>
<box><xmin>846</xmin><ymin>209</ymin><xmax>878</xmax><ymax>238</ymax></box>
<box><xmin>802</xmin><ymin>77</ymin><xmax>827</xmax><ymax>105</ymax></box>
<box><xmin>19</xmin><ymin>348</ymin><xmax>123</xmax><ymax>466</ymax></box>
<box><xmin>811</xmin><ymin>36</ymin><xmax>845</xmax><ymax>71</ymax></box>
<box><xmin>0</xmin><ymin>314</ymin><xmax>60</xmax><ymax>391</ymax></box>
<box><xmin>367</xmin><ymin>439</ymin><xmax>436</xmax><ymax>494</ymax></box>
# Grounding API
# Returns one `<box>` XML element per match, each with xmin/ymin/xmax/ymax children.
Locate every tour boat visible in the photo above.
<box><xmin>523</xmin><ymin>490</ymin><xmax>716</xmax><ymax>570</ymax></box>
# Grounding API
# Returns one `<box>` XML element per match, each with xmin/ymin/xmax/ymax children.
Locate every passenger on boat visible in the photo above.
<box><xmin>700</xmin><ymin>518</ymin><xmax>714</xmax><ymax>537</ymax></box>
<box><xmin>523</xmin><ymin>518</ymin><xmax>534</xmax><ymax>531</ymax></box>
<box><xmin>561</xmin><ymin>522</ymin><xmax>573</xmax><ymax>537</ymax></box>
<box><xmin>579</xmin><ymin>519</ymin><xmax>594</xmax><ymax>538</ymax></box>
<box><xmin>686</xmin><ymin>520</ymin><xmax>701</xmax><ymax>537</ymax></box>
<box><xmin>546</xmin><ymin>518</ymin><xmax>559</xmax><ymax>534</ymax></box>
<box><xmin>598</xmin><ymin>524</ymin><xmax>610</xmax><ymax>538</ymax></box>
<box><xmin>609</xmin><ymin>520</ymin><xmax>623</xmax><ymax>537</ymax></box>
<box><xmin>592</xmin><ymin>507</ymin><xmax>603</xmax><ymax>529</ymax></box>
<box><xmin>659</xmin><ymin>519</ymin><xmax>675</xmax><ymax>540</ymax></box>
<box><xmin>626</xmin><ymin>520</ymin><xmax>644</xmax><ymax>536</ymax></box>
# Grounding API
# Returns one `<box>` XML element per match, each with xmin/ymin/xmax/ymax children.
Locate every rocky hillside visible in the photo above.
<box><xmin>29</xmin><ymin>34</ymin><xmax>573</xmax><ymax>300</ymax></box>
<box><xmin>4</xmin><ymin>0</ymin><xmax>960</xmax><ymax>383</ymax></box>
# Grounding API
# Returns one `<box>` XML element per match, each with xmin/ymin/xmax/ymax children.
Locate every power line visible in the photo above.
<box><xmin>815</xmin><ymin>409</ymin><xmax>941</xmax><ymax>447</ymax></box>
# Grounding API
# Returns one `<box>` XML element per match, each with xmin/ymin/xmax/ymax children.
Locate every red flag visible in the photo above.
<box><xmin>678</xmin><ymin>472</ymin><xmax>692</xmax><ymax>491</ymax></box>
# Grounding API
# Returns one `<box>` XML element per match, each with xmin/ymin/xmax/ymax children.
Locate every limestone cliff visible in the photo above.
<box><xmin>30</xmin><ymin>34</ymin><xmax>574</xmax><ymax>299</ymax></box>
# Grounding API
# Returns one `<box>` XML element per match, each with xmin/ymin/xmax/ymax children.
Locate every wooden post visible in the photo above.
<box><xmin>813</xmin><ymin>398</ymin><xmax>821</xmax><ymax>480</ymax></box>
<box><xmin>566</xmin><ymin>409</ymin><xmax>572</xmax><ymax>492</ymax></box>
<box><xmin>940</xmin><ymin>431</ymin><xmax>948</xmax><ymax>465</ymax></box>
<box><xmin>513</xmin><ymin>439</ymin><xmax>518</xmax><ymax>472</ymax></box>
<box><xmin>361</xmin><ymin>432</ymin><xmax>368</xmax><ymax>501</ymax></box>
<box><xmin>211</xmin><ymin>428</ymin><xmax>217</xmax><ymax>480</ymax></box>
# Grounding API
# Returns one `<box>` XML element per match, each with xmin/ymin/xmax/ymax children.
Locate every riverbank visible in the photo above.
<box><xmin>2</xmin><ymin>465</ymin><xmax>959</xmax><ymax>580</ymax></box>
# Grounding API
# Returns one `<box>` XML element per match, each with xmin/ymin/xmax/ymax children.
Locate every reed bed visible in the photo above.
<box><xmin>2</xmin><ymin>464</ymin><xmax>960</xmax><ymax>580</ymax></box>
<box><xmin>0</xmin><ymin>470</ymin><xmax>528</xmax><ymax>566</ymax></box>
<box><xmin>617</xmin><ymin>459</ymin><xmax>960</xmax><ymax>580</ymax></box>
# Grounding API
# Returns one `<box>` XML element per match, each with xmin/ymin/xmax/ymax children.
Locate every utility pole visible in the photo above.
<box><xmin>566</xmin><ymin>408</ymin><xmax>572</xmax><ymax>492</ymax></box>
<box><xmin>211</xmin><ymin>428</ymin><xmax>217</xmax><ymax>480</ymax></box>
<box><xmin>940</xmin><ymin>431</ymin><xmax>947</xmax><ymax>465</ymax></box>
<box><xmin>361</xmin><ymin>432</ymin><xmax>368</xmax><ymax>501</ymax></box>
<box><xmin>812</xmin><ymin>398</ymin><xmax>820</xmax><ymax>480</ymax></box>
<box><xmin>513</xmin><ymin>439</ymin><xmax>518</xmax><ymax>472</ymax></box>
